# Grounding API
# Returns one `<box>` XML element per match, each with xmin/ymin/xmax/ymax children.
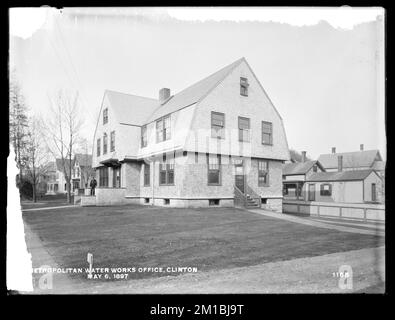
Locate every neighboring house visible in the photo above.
<box><xmin>318</xmin><ymin>145</ymin><xmax>385</xmax><ymax>203</ymax></box>
<box><xmin>72</xmin><ymin>154</ymin><xmax>94</xmax><ymax>190</ymax></box>
<box><xmin>282</xmin><ymin>152</ymin><xmax>325</xmax><ymax>200</ymax></box>
<box><xmin>44</xmin><ymin>161</ymin><xmax>58</xmax><ymax>195</ymax></box>
<box><xmin>318</xmin><ymin>145</ymin><xmax>384</xmax><ymax>173</ymax></box>
<box><xmin>92</xmin><ymin>57</ymin><xmax>290</xmax><ymax>210</ymax></box>
<box><xmin>45</xmin><ymin>158</ymin><xmax>73</xmax><ymax>194</ymax></box>
<box><xmin>304</xmin><ymin>169</ymin><xmax>383</xmax><ymax>203</ymax></box>
<box><xmin>286</xmin><ymin>155</ymin><xmax>384</xmax><ymax>204</ymax></box>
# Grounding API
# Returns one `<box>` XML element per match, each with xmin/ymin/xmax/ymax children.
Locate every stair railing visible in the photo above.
<box><xmin>246</xmin><ymin>184</ymin><xmax>262</xmax><ymax>208</ymax></box>
<box><xmin>234</xmin><ymin>185</ymin><xmax>246</xmax><ymax>207</ymax></box>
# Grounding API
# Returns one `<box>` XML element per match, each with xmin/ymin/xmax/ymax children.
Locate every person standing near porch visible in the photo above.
<box><xmin>90</xmin><ymin>177</ymin><xmax>97</xmax><ymax>196</ymax></box>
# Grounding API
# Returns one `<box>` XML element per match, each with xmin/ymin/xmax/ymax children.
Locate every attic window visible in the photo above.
<box><xmin>240</xmin><ymin>77</ymin><xmax>249</xmax><ymax>96</ymax></box>
<box><xmin>103</xmin><ymin>108</ymin><xmax>108</xmax><ymax>124</ymax></box>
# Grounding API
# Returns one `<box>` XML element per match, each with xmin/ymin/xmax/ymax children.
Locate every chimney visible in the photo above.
<box><xmin>301</xmin><ymin>151</ymin><xmax>307</xmax><ymax>163</ymax></box>
<box><xmin>332</xmin><ymin>147</ymin><xmax>336</xmax><ymax>154</ymax></box>
<box><xmin>360</xmin><ymin>144</ymin><xmax>364</xmax><ymax>151</ymax></box>
<box><xmin>159</xmin><ymin>88</ymin><xmax>170</xmax><ymax>102</ymax></box>
<box><xmin>338</xmin><ymin>155</ymin><xmax>343</xmax><ymax>172</ymax></box>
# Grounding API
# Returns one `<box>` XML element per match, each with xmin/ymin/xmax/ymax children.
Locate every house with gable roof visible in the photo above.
<box><xmin>282</xmin><ymin>151</ymin><xmax>326</xmax><ymax>200</ymax></box>
<box><xmin>318</xmin><ymin>145</ymin><xmax>385</xmax><ymax>174</ymax></box>
<box><xmin>72</xmin><ymin>153</ymin><xmax>94</xmax><ymax>191</ymax></box>
<box><xmin>92</xmin><ymin>57</ymin><xmax>290</xmax><ymax>210</ymax></box>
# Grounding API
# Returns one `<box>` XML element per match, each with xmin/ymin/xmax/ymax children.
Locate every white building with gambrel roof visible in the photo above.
<box><xmin>92</xmin><ymin>57</ymin><xmax>290</xmax><ymax>210</ymax></box>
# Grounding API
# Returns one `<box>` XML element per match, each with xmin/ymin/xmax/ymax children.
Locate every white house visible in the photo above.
<box><xmin>92</xmin><ymin>57</ymin><xmax>290</xmax><ymax>210</ymax></box>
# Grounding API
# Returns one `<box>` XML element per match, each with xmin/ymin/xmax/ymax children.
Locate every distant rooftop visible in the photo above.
<box><xmin>307</xmin><ymin>169</ymin><xmax>377</xmax><ymax>182</ymax></box>
<box><xmin>318</xmin><ymin>150</ymin><xmax>382</xmax><ymax>169</ymax></box>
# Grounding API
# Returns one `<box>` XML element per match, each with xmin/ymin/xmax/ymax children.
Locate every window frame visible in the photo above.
<box><xmin>103</xmin><ymin>133</ymin><xmax>108</xmax><ymax>154</ymax></box>
<box><xmin>207</xmin><ymin>153</ymin><xmax>222</xmax><ymax>186</ymax></box>
<box><xmin>240</xmin><ymin>77</ymin><xmax>249</xmax><ymax>96</ymax></box>
<box><xmin>99</xmin><ymin>167</ymin><xmax>108</xmax><ymax>187</ymax></box>
<box><xmin>156</xmin><ymin>115</ymin><xmax>171</xmax><ymax>143</ymax></box>
<box><xmin>143</xmin><ymin>163</ymin><xmax>150</xmax><ymax>186</ymax></box>
<box><xmin>159</xmin><ymin>154</ymin><xmax>175</xmax><ymax>186</ymax></box>
<box><xmin>238</xmin><ymin>116</ymin><xmax>251</xmax><ymax>142</ymax></box>
<box><xmin>262</xmin><ymin>121</ymin><xmax>273</xmax><ymax>145</ymax></box>
<box><xmin>258</xmin><ymin>159</ymin><xmax>269</xmax><ymax>187</ymax></box>
<box><xmin>103</xmin><ymin>108</ymin><xmax>108</xmax><ymax>124</ymax></box>
<box><xmin>112</xmin><ymin>166</ymin><xmax>121</xmax><ymax>188</ymax></box>
<box><xmin>211</xmin><ymin>111</ymin><xmax>225</xmax><ymax>139</ymax></box>
<box><xmin>110</xmin><ymin>131</ymin><xmax>115</xmax><ymax>152</ymax></box>
<box><xmin>320</xmin><ymin>183</ymin><xmax>332</xmax><ymax>196</ymax></box>
<box><xmin>141</xmin><ymin>125</ymin><xmax>147</xmax><ymax>148</ymax></box>
<box><xmin>97</xmin><ymin>138</ymin><xmax>101</xmax><ymax>156</ymax></box>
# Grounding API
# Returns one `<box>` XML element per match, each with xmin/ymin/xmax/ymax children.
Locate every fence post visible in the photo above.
<box><xmin>339</xmin><ymin>207</ymin><xmax>342</xmax><ymax>218</ymax></box>
<box><xmin>363</xmin><ymin>208</ymin><xmax>367</xmax><ymax>221</ymax></box>
<box><xmin>317</xmin><ymin>205</ymin><xmax>320</xmax><ymax>217</ymax></box>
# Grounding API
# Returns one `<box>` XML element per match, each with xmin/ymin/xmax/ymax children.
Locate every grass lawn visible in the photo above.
<box><xmin>21</xmin><ymin>195</ymin><xmax>73</xmax><ymax>210</ymax></box>
<box><xmin>22</xmin><ymin>205</ymin><xmax>384</xmax><ymax>282</ymax></box>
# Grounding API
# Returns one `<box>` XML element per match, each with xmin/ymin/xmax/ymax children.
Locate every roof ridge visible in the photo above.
<box><xmin>145</xmin><ymin>57</ymin><xmax>245</xmax><ymax>122</ymax></box>
<box><xmin>171</xmin><ymin>57</ymin><xmax>244</xmax><ymax>101</ymax></box>
<box><xmin>319</xmin><ymin>149</ymin><xmax>379</xmax><ymax>156</ymax></box>
<box><xmin>105</xmin><ymin>89</ymin><xmax>157</xmax><ymax>101</ymax></box>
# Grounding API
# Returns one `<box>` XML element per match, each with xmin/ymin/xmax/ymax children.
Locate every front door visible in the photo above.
<box><xmin>308</xmin><ymin>184</ymin><xmax>315</xmax><ymax>201</ymax></box>
<box><xmin>235</xmin><ymin>160</ymin><xmax>245</xmax><ymax>193</ymax></box>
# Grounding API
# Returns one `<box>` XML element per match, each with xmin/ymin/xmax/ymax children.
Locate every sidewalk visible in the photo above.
<box><xmin>248</xmin><ymin>209</ymin><xmax>385</xmax><ymax>237</ymax></box>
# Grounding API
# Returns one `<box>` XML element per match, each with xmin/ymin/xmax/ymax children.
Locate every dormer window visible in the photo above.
<box><xmin>240</xmin><ymin>77</ymin><xmax>249</xmax><ymax>96</ymax></box>
<box><xmin>103</xmin><ymin>108</ymin><xmax>108</xmax><ymax>124</ymax></box>
<box><xmin>156</xmin><ymin>115</ymin><xmax>171</xmax><ymax>143</ymax></box>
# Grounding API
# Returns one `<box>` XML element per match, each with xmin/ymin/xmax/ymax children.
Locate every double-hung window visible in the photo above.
<box><xmin>103</xmin><ymin>133</ymin><xmax>108</xmax><ymax>154</ymax></box>
<box><xmin>258</xmin><ymin>160</ymin><xmax>269</xmax><ymax>186</ymax></box>
<box><xmin>159</xmin><ymin>154</ymin><xmax>175</xmax><ymax>185</ymax></box>
<box><xmin>141</xmin><ymin>125</ymin><xmax>147</xmax><ymax>147</ymax></box>
<box><xmin>103</xmin><ymin>108</ymin><xmax>108</xmax><ymax>124</ymax></box>
<box><xmin>144</xmin><ymin>163</ymin><xmax>150</xmax><ymax>186</ymax></box>
<box><xmin>112</xmin><ymin>166</ymin><xmax>121</xmax><ymax>188</ymax></box>
<box><xmin>240</xmin><ymin>77</ymin><xmax>249</xmax><ymax>96</ymax></box>
<box><xmin>211</xmin><ymin>112</ymin><xmax>225</xmax><ymax>139</ymax></box>
<box><xmin>156</xmin><ymin>115</ymin><xmax>171</xmax><ymax>143</ymax></box>
<box><xmin>238</xmin><ymin>116</ymin><xmax>250</xmax><ymax>142</ymax></box>
<box><xmin>207</xmin><ymin>154</ymin><xmax>221</xmax><ymax>185</ymax></box>
<box><xmin>262</xmin><ymin>121</ymin><xmax>273</xmax><ymax>145</ymax></box>
<box><xmin>97</xmin><ymin>138</ymin><xmax>101</xmax><ymax>156</ymax></box>
<box><xmin>99</xmin><ymin>167</ymin><xmax>108</xmax><ymax>187</ymax></box>
<box><xmin>110</xmin><ymin>131</ymin><xmax>115</xmax><ymax>152</ymax></box>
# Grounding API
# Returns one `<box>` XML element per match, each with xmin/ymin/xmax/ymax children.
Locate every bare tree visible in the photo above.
<box><xmin>24</xmin><ymin>117</ymin><xmax>50</xmax><ymax>202</ymax></box>
<box><xmin>9</xmin><ymin>73</ymin><xmax>29</xmax><ymax>185</ymax></box>
<box><xmin>289</xmin><ymin>149</ymin><xmax>312</xmax><ymax>162</ymax></box>
<box><xmin>78</xmin><ymin>137</ymin><xmax>94</xmax><ymax>189</ymax></box>
<box><xmin>43</xmin><ymin>90</ymin><xmax>83</xmax><ymax>204</ymax></box>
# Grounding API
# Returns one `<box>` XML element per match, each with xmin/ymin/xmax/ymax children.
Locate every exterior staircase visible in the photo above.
<box><xmin>245</xmin><ymin>194</ymin><xmax>260</xmax><ymax>208</ymax></box>
<box><xmin>234</xmin><ymin>185</ymin><xmax>262</xmax><ymax>209</ymax></box>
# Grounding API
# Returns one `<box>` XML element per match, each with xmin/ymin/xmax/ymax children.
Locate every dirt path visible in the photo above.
<box><xmin>24</xmin><ymin>246</ymin><xmax>384</xmax><ymax>294</ymax></box>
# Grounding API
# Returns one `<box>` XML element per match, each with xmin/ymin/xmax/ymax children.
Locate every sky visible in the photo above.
<box><xmin>9</xmin><ymin>7</ymin><xmax>386</xmax><ymax>160</ymax></box>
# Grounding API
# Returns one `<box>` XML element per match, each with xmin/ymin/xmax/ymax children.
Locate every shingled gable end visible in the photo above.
<box><xmin>92</xmin><ymin>58</ymin><xmax>290</xmax><ymax>210</ymax></box>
